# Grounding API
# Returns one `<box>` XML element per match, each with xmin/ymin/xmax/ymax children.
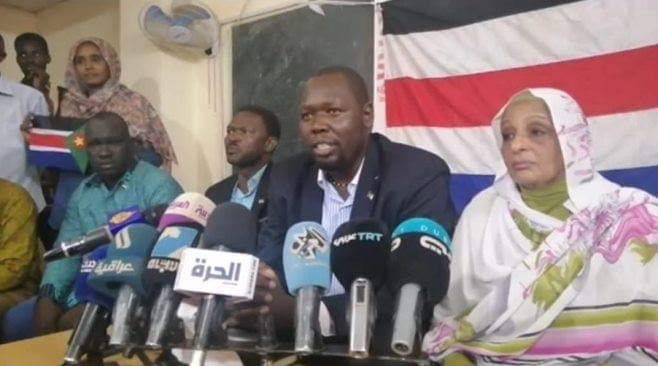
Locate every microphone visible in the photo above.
<box><xmin>189</xmin><ymin>202</ymin><xmax>258</xmax><ymax>366</ymax></box>
<box><xmin>330</xmin><ymin>218</ymin><xmax>390</xmax><ymax>358</ymax></box>
<box><xmin>388</xmin><ymin>218</ymin><xmax>451</xmax><ymax>356</ymax></box>
<box><xmin>64</xmin><ymin>246</ymin><xmax>114</xmax><ymax>364</ymax></box>
<box><xmin>282</xmin><ymin>222</ymin><xmax>331</xmax><ymax>354</ymax></box>
<box><xmin>144</xmin><ymin>192</ymin><xmax>216</xmax><ymax>349</ymax></box>
<box><xmin>87</xmin><ymin>223</ymin><xmax>160</xmax><ymax>346</ymax></box>
<box><xmin>44</xmin><ymin>204</ymin><xmax>167</xmax><ymax>262</ymax></box>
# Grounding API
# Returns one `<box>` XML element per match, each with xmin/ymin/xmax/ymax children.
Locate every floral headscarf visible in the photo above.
<box><xmin>59</xmin><ymin>37</ymin><xmax>177</xmax><ymax>170</ymax></box>
<box><xmin>423</xmin><ymin>88</ymin><xmax>658</xmax><ymax>364</ymax></box>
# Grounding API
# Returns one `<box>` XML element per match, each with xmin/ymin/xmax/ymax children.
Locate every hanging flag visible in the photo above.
<box><xmin>28</xmin><ymin>127</ymin><xmax>88</xmax><ymax>173</ymax></box>
<box><xmin>379</xmin><ymin>0</ymin><xmax>658</xmax><ymax>212</ymax></box>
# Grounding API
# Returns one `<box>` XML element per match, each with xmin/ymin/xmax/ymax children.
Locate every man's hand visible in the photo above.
<box><xmin>27</xmin><ymin>69</ymin><xmax>50</xmax><ymax>94</ymax></box>
<box><xmin>20</xmin><ymin>117</ymin><xmax>34</xmax><ymax>145</ymax></box>
<box><xmin>224</xmin><ymin>262</ymin><xmax>295</xmax><ymax>332</ymax></box>
<box><xmin>34</xmin><ymin>297</ymin><xmax>63</xmax><ymax>335</ymax></box>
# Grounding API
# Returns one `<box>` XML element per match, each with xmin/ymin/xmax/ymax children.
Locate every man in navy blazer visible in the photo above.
<box><xmin>205</xmin><ymin>105</ymin><xmax>279</xmax><ymax>236</ymax></box>
<box><xmin>226</xmin><ymin>66</ymin><xmax>455</xmax><ymax>349</ymax></box>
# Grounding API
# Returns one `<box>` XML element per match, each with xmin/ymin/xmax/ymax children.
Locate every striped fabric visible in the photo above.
<box><xmin>376</xmin><ymin>0</ymin><xmax>658</xmax><ymax>213</ymax></box>
<box><xmin>458</xmin><ymin>300</ymin><xmax>658</xmax><ymax>363</ymax></box>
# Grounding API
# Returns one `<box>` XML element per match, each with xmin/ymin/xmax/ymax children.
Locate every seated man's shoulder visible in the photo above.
<box><xmin>379</xmin><ymin>135</ymin><xmax>450</xmax><ymax>174</ymax></box>
<box><xmin>204</xmin><ymin>174</ymin><xmax>237</xmax><ymax>202</ymax></box>
<box><xmin>7</xmin><ymin>79</ymin><xmax>44</xmax><ymax>103</ymax></box>
<box><xmin>134</xmin><ymin>162</ymin><xmax>183</xmax><ymax>205</ymax></box>
<box><xmin>0</xmin><ymin>179</ymin><xmax>35</xmax><ymax>208</ymax></box>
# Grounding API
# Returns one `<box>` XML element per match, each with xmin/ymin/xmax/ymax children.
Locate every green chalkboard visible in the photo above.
<box><xmin>232</xmin><ymin>4</ymin><xmax>374</xmax><ymax>161</ymax></box>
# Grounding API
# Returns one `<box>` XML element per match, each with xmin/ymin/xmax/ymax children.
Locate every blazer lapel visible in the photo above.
<box><xmin>298</xmin><ymin>164</ymin><xmax>323</xmax><ymax>223</ymax></box>
<box><xmin>251</xmin><ymin>163</ymin><xmax>272</xmax><ymax>219</ymax></box>
<box><xmin>351</xmin><ymin>135</ymin><xmax>382</xmax><ymax>220</ymax></box>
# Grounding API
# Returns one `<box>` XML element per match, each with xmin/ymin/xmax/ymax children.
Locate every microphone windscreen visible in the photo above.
<box><xmin>283</xmin><ymin>222</ymin><xmax>331</xmax><ymax>294</ymax></box>
<box><xmin>200</xmin><ymin>202</ymin><xmax>257</xmax><ymax>253</ymax></box>
<box><xmin>157</xmin><ymin>192</ymin><xmax>216</xmax><ymax>230</ymax></box>
<box><xmin>107</xmin><ymin>206</ymin><xmax>146</xmax><ymax>235</ymax></box>
<box><xmin>87</xmin><ymin>223</ymin><xmax>159</xmax><ymax>298</ymax></box>
<box><xmin>388</xmin><ymin>218</ymin><xmax>451</xmax><ymax>305</ymax></box>
<box><xmin>330</xmin><ymin>218</ymin><xmax>390</xmax><ymax>289</ymax></box>
<box><xmin>143</xmin><ymin>203</ymin><xmax>168</xmax><ymax>226</ymax></box>
<box><xmin>145</xmin><ymin>226</ymin><xmax>202</xmax><ymax>285</ymax></box>
<box><xmin>75</xmin><ymin>246</ymin><xmax>114</xmax><ymax>309</ymax></box>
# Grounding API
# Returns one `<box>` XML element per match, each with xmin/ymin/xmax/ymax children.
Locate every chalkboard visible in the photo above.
<box><xmin>232</xmin><ymin>4</ymin><xmax>374</xmax><ymax>161</ymax></box>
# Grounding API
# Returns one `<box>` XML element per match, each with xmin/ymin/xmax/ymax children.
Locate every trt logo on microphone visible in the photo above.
<box><xmin>291</xmin><ymin>227</ymin><xmax>328</xmax><ymax>260</ymax></box>
<box><xmin>174</xmin><ymin>248</ymin><xmax>259</xmax><ymax>299</ymax></box>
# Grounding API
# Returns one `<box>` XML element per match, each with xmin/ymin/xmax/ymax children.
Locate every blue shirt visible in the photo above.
<box><xmin>41</xmin><ymin>160</ymin><xmax>183</xmax><ymax>308</ymax></box>
<box><xmin>316</xmin><ymin>159</ymin><xmax>364</xmax><ymax>296</ymax></box>
<box><xmin>0</xmin><ymin>74</ymin><xmax>48</xmax><ymax>211</ymax></box>
<box><xmin>230</xmin><ymin>164</ymin><xmax>267</xmax><ymax>210</ymax></box>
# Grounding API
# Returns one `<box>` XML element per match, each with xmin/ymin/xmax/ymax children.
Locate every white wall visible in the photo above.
<box><xmin>120</xmin><ymin>0</ymin><xmax>302</xmax><ymax>192</ymax></box>
<box><xmin>0</xmin><ymin>5</ymin><xmax>38</xmax><ymax>81</ymax></box>
<box><xmin>37</xmin><ymin>0</ymin><xmax>120</xmax><ymax>95</ymax></box>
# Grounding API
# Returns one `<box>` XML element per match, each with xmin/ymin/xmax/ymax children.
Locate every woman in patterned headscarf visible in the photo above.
<box><xmin>49</xmin><ymin>37</ymin><xmax>177</xmax><ymax>230</ymax></box>
<box><xmin>60</xmin><ymin>37</ymin><xmax>176</xmax><ymax>169</ymax></box>
<box><xmin>423</xmin><ymin>88</ymin><xmax>658</xmax><ymax>365</ymax></box>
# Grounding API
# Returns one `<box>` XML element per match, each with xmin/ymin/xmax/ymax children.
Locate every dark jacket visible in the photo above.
<box><xmin>257</xmin><ymin>133</ymin><xmax>456</xmax><ymax>344</ymax></box>
<box><xmin>205</xmin><ymin>163</ymin><xmax>272</xmax><ymax>240</ymax></box>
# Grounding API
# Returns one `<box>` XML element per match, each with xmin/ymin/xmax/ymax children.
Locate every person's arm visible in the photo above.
<box><xmin>398</xmin><ymin>157</ymin><xmax>457</xmax><ymax>235</ymax></box>
<box><xmin>256</xmin><ymin>192</ymin><xmax>288</xmax><ymax>276</ymax></box>
<box><xmin>0</xmin><ymin>187</ymin><xmax>38</xmax><ymax>291</ymax></box>
<box><xmin>145</xmin><ymin>173</ymin><xmax>183</xmax><ymax>206</ymax></box>
<box><xmin>225</xmin><ymin>173</ymin><xmax>296</xmax><ymax>331</ymax></box>
<box><xmin>36</xmin><ymin>188</ymin><xmax>85</xmax><ymax>334</ymax></box>
<box><xmin>28</xmin><ymin>86</ymin><xmax>49</xmax><ymax>116</ymax></box>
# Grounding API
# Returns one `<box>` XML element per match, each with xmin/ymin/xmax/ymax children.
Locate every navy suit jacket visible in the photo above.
<box><xmin>257</xmin><ymin>133</ymin><xmax>456</xmax><ymax>342</ymax></box>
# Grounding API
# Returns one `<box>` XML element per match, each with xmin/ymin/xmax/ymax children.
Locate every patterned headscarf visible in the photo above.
<box><xmin>59</xmin><ymin>37</ymin><xmax>177</xmax><ymax>170</ymax></box>
<box><xmin>423</xmin><ymin>88</ymin><xmax>658</xmax><ymax>363</ymax></box>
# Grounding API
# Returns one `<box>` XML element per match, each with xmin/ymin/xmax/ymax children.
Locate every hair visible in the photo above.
<box><xmin>311</xmin><ymin>65</ymin><xmax>370</xmax><ymax>105</ymax></box>
<box><xmin>86</xmin><ymin>111</ymin><xmax>130</xmax><ymax>139</ymax></box>
<box><xmin>0</xmin><ymin>33</ymin><xmax>5</xmax><ymax>53</ymax></box>
<box><xmin>14</xmin><ymin>32</ymin><xmax>49</xmax><ymax>54</ymax></box>
<box><xmin>237</xmin><ymin>105</ymin><xmax>281</xmax><ymax>139</ymax></box>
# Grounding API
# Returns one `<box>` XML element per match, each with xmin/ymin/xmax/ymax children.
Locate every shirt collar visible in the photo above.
<box><xmin>317</xmin><ymin>157</ymin><xmax>365</xmax><ymax>190</ymax></box>
<box><xmin>0</xmin><ymin>74</ymin><xmax>15</xmax><ymax>96</ymax></box>
<box><xmin>235</xmin><ymin>163</ymin><xmax>268</xmax><ymax>195</ymax></box>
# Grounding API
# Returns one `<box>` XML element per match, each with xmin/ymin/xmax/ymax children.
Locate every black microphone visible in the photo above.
<box><xmin>87</xmin><ymin>223</ymin><xmax>159</xmax><ymax>346</ymax></box>
<box><xmin>64</xmin><ymin>246</ymin><xmax>114</xmax><ymax>364</ymax></box>
<box><xmin>190</xmin><ymin>202</ymin><xmax>257</xmax><ymax>366</ymax></box>
<box><xmin>388</xmin><ymin>218</ymin><xmax>451</xmax><ymax>356</ymax></box>
<box><xmin>43</xmin><ymin>204</ymin><xmax>167</xmax><ymax>262</ymax></box>
<box><xmin>331</xmin><ymin>218</ymin><xmax>390</xmax><ymax>358</ymax></box>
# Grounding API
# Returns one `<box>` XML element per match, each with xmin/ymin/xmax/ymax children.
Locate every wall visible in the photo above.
<box><xmin>0</xmin><ymin>5</ymin><xmax>38</xmax><ymax>81</ymax></box>
<box><xmin>2</xmin><ymin>0</ymin><xmax>302</xmax><ymax>192</ymax></box>
<box><xmin>120</xmin><ymin>0</ymin><xmax>302</xmax><ymax>192</ymax></box>
<box><xmin>36</xmin><ymin>0</ymin><xmax>120</xmax><ymax>94</ymax></box>
<box><xmin>0</xmin><ymin>0</ymin><xmax>119</xmax><ymax>106</ymax></box>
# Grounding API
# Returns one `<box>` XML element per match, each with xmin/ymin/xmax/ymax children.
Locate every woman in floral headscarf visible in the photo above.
<box><xmin>49</xmin><ymin>37</ymin><xmax>177</xmax><ymax>230</ymax></box>
<box><xmin>59</xmin><ymin>37</ymin><xmax>176</xmax><ymax>168</ymax></box>
<box><xmin>423</xmin><ymin>88</ymin><xmax>658</xmax><ymax>365</ymax></box>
